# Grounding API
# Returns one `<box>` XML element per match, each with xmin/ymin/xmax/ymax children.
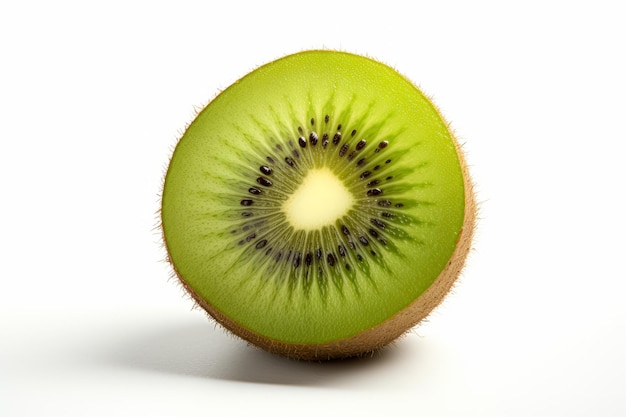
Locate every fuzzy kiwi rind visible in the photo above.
<box><xmin>161</xmin><ymin>50</ymin><xmax>475</xmax><ymax>360</ymax></box>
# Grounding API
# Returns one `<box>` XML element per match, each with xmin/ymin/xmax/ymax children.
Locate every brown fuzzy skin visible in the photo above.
<box><xmin>166</xmin><ymin>131</ymin><xmax>476</xmax><ymax>361</ymax></box>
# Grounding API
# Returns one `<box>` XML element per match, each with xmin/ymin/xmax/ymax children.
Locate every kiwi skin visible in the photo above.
<box><xmin>162</xmin><ymin>51</ymin><xmax>476</xmax><ymax>361</ymax></box>
<box><xmin>166</xmin><ymin>132</ymin><xmax>475</xmax><ymax>361</ymax></box>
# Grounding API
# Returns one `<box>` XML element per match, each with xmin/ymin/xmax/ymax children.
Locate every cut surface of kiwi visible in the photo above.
<box><xmin>161</xmin><ymin>50</ymin><xmax>475</xmax><ymax>360</ymax></box>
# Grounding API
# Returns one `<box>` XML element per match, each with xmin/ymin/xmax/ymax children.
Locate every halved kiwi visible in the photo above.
<box><xmin>161</xmin><ymin>50</ymin><xmax>475</xmax><ymax>360</ymax></box>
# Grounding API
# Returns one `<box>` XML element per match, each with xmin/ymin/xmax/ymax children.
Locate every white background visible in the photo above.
<box><xmin>1</xmin><ymin>1</ymin><xmax>625</xmax><ymax>416</ymax></box>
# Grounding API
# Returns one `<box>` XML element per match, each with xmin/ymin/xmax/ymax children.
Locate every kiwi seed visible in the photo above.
<box><xmin>161</xmin><ymin>50</ymin><xmax>475</xmax><ymax>360</ymax></box>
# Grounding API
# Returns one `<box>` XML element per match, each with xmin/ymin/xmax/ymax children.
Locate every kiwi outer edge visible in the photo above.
<box><xmin>166</xmin><ymin>121</ymin><xmax>476</xmax><ymax>361</ymax></box>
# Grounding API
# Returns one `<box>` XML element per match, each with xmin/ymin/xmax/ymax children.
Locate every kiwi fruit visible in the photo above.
<box><xmin>161</xmin><ymin>50</ymin><xmax>475</xmax><ymax>360</ymax></box>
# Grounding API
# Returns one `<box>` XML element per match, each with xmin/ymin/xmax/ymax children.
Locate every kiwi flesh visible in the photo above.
<box><xmin>161</xmin><ymin>50</ymin><xmax>475</xmax><ymax>360</ymax></box>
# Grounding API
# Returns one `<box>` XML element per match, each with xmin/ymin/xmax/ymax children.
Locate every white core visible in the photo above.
<box><xmin>282</xmin><ymin>168</ymin><xmax>354</xmax><ymax>231</ymax></box>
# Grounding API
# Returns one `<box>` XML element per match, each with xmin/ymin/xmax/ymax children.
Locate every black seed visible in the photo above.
<box><xmin>310</xmin><ymin>132</ymin><xmax>318</xmax><ymax>145</ymax></box>
<box><xmin>369</xmin><ymin>228</ymin><xmax>379</xmax><ymax>238</ymax></box>
<box><xmin>292</xmin><ymin>149</ymin><xmax>300</xmax><ymax>159</ymax></box>
<box><xmin>338</xmin><ymin>245</ymin><xmax>347</xmax><ymax>257</ymax></box>
<box><xmin>345</xmin><ymin>263</ymin><xmax>351</xmax><ymax>271</ymax></box>
<box><xmin>367</xmin><ymin>180</ymin><xmax>380</xmax><ymax>187</ymax></box>
<box><xmin>248</xmin><ymin>187</ymin><xmax>262</xmax><ymax>195</ymax></box>
<box><xmin>311</xmin><ymin>117</ymin><xmax>315</xmax><ymax>126</ymax></box>
<box><xmin>275</xmin><ymin>252</ymin><xmax>282</xmax><ymax>262</ymax></box>
<box><xmin>378</xmin><ymin>199</ymin><xmax>392</xmax><ymax>207</ymax></box>
<box><xmin>231</xmin><ymin>229</ymin><xmax>237</xmax><ymax>234</ymax></box>
<box><xmin>379</xmin><ymin>140</ymin><xmax>388</xmax><ymax>149</ymax></box>
<box><xmin>356</xmin><ymin>158</ymin><xmax>366</xmax><ymax>166</ymax></box>
<box><xmin>347</xmin><ymin>151</ymin><xmax>356</xmax><ymax>161</ymax></box>
<box><xmin>339</xmin><ymin>143</ymin><xmax>349</xmax><ymax>157</ymax></box>
<box><xmin>288</xmin><ymin>140</ymin><xmax>295</xmax><ymax>148</ymax></box>
<box><xmin>242</xmin><ymin>212</ymin><xmax>252</xmax><ymax>217</ymax></box>
<box><xmin>356</xmin><ymin>139</ymin><xmax>366</xmax><ymax>150</ymax></box>
<box><xmin>242</xmin><ymin>224</ymin><xmax>252</xmax><ymax>231</ymax></box>
<box><xmin>256</xmin><ymin>239</ymin><xmax>267</xmax><ymax>249</ymax></box>
<box><xmin>348</xmin><ymin>241</ymin><xmax>355</xmax><ymax>249</ymax></box>
<box><xmin>327</xmin><ymin>253</ymin><xmax>336</xmax><ymax>266</ymax></box>
<box><xmin>386</xmin><ymin>159</ymin><xmax>391</xmax><ymax>164</ymax></box>
<box><xmin>360</xmin><ymin>171</ymin><xmax>371</xmax><ymax>179</ymax></box>
<box><xmin>370</xmin><ymin>250</ymin><xmax>377</xmax><ymax>256</ymax></box>
<box><xmin>325</xmin><ymin>114</ymin><xmax>330</xmax><ymax>123</ymax></box>
<box><xmin>386</xmin><ymin>176</ymin><xmax>393</xmax><ymax>180</ymax></box>
<box><xmin>382</xmin><ymin>212</ymin><xmax>393</xmax><ymax>218</ymax></box>
<box><xmin>322</xmin><ymin>133</ymin><xmax>329</xmax><ymax>148</ymax></box>
<box><xmin>371</xmin><ymin>218</ymin><xmax>386</xmax><ymax>229</ymax></box>
<box><xmin>351</xmin><ymin>129</ymin><xmax>357</xmax><ymax>137</ymax></box>
<box><xmin>341</xmin><ymin>224</ymin><xmax>350</xmax><ymax>236</ymax></box>
<box><xmin>238</xmin><ymin>240</ymin><xmax>245</xmax><ymax>245</ymax></box>
<box><xmin>378</xmin><ymin>238</ymin><xmax>387</xmax><ymax>246</ymax></box>
<box><xmin>333</xmin><ymin>132</ymin><xmax>341</xmax><ymax>145</ymax></box>
<box><xmin>265</xmin><ymin>248</ymin><xmax>272</xmax><ymax>255</ymax></box>
<box><xmin>285</xmin><ymin>157</ymin><xmax>295</xmax><ymax>167</ymax></box>
<box><xmin>396</xmin><ymin>203</ymin><xmax>404</xmax><ymax>208</ymax></box>
<box><xmin>241</xmin><ymin>199</ymin><xmax>254</xmax><ymax>206</ymax></box>
<box><xmin>293</xmin><ymin>252</ymin><xmax>301</xmax><ymax>268</ymax></box>
<box><xmin>373</xmin><ymin>165</ymin><xmax>380</xmax><ymax>171</ymax></box>
<box><xmin>359</xmin><ymin>236</ymin><xmax>369</xmax><ymax>246</ymax></box>
<box><xmin>305</xmin><ymin>252</ymin><xmax>313</xmax><ymax>266</ymax></box>
<box><xmin>285</xmin><ymin>250</ymin><xmax>292</xmax><ymax>262</ymax></box>
<box><xmin>260</xmin><ymin>165</ymin><xmax>272</xmax><ymax>175</ymax></box>
<box><xmin>257</xmin><ymin>177</ymin><xmax>272</xmax><ymax>187</ymax></box>
<box><xmin>298</xmin><ymin>126</ymin><xmax>303</xmax><ymax>134</ymax></box>
<box><xmin>367</xmin><ymin>188</ymin><xmax>383</xmax><ymax>196</ymax></box>
<box><xmin>276</xmin><ymin>144</ymin><xmax>283</xmax><ymax>151</ymax></box>
<box><xmin>357</xmin><ymin>254</ymin><xmax>363</xmax><ymax>261</ymax></box>
<box><xmin>316</xmin><ymin>248</ymin><xmax>322</xmax><ymax>259</ymax></box>
<box><xmin>337</xmin><ymin>124</ymin><xmax>342</xmax><ymax>130</ymax></box>
<box><xmin>245</xmin><ymin>233</ymin><xmax>256</xmax><ymax>242</ymax></box>
<box><xmin>298</xmin><ymin>136</ymin><xmax>307</xmax><ymax>148</ymax></box>
<box><xmin>266</xmin><ymin>156</ymin><xmax>275</xmax><ymax>164</ymax></box>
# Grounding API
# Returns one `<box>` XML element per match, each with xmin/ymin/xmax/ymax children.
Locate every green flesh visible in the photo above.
<box><xmin>161</xmin><ymin>51</ymin><xmax>465</xmax><ymax>344</ymax></box>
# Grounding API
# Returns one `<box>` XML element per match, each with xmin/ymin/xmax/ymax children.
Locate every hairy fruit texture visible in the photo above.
<box><xmin>161</xmin><ymin>50</ymin><xmax>475</xmax><ymax>360</ymax></box>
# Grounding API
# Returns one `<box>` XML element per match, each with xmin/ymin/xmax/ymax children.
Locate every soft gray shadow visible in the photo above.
<box><xmin>107</xmin><ymin>320</ymin><xmax>421</xmax><ymax>387</ymax></box>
